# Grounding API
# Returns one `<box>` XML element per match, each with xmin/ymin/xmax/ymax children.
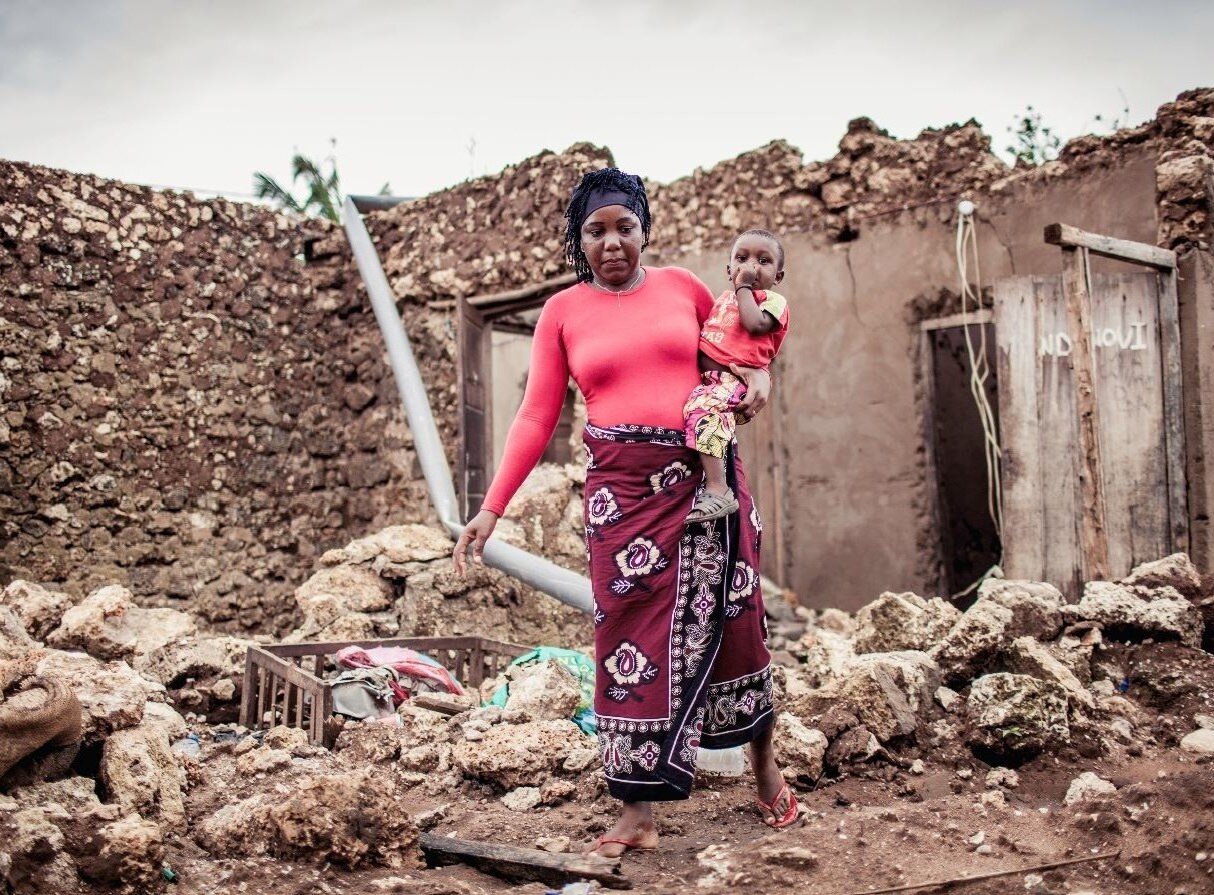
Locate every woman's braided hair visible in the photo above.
<box><xmin>562</xmin><ymin>167</ymin><xmax>652</xmax><ymax>282</ymax></box>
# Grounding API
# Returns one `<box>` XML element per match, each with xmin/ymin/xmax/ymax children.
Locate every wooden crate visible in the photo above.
<box><xmin>239</xmin><ymin>636</ymin><xmax>527</xmax><ymax>746</ymax></box>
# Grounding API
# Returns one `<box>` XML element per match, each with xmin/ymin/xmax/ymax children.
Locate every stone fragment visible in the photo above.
<box><xmin>853</xmin><ymin>591</ymin><xmax>960</xmax><ymax>654</ymax></box>
<box><xmin>263</xmin><ymin>725</ymin><xmax>309</xmax><ymax>752</ymax></box>
<box><xmin>47</xmin><ymin>584</ymin><xmax>195</xmax><ymax>661</ymax></box>
<box><xmin>930</xmin><ymin>601</ymin><xmax>1014</xmax><ymax>685</ymax></box>
<box><xmin>99</xmin><ymin>718</ymin><xmax>187</xmax><ymax>830</ymax></box>
<box><xmin>535</xmin><ymin>835</ymin><xmax>570</xmax><ymax>853</ymax></box>
<box><xmin>4</xmin><ymin>806</ymin><xmax>77</xmax><ymax>894</ymax></box>
<box><xmin>1120</xmin><ymin>552</ymin><xmax>1202</xmax><ymax>601</ymax></box>
<box><xmin>985</xmin><ymin>767</ymin><xmax>1019</xmax><ymax>789</ymax></box>
<box><xmin>0</xmin><ymin>580</ymin><xmax>75</xmax><ymax>641</ymax></box>
<box><xmin>503</xmin><ymin>661</ymin><xmax>581</xmax><ymax>722</ymax></box>
<box><xmin>773</xmin><ymin>712</ymin><xmax>828</xmax><ymax>783</ymax></box>
<box><xmin>35</xmin><ymin>650</ymin><xmax>155</xmax><ymax>742</ymax></box>
<box><xmin>975</xmin><ymin>579</ymin><xmax>1066</xmax><ymax>640</ymax></box>
<box><xmin>195</xmin><ymin>769</ymin><xmax>421</xmax><ymax>868</ymax></box>
<box><xmin>825</xmin><ymin>726</ymin><xmax>879</xmax><ymax>768</ymax></box>
<box><xmin>1180</xmin><ymin>728</ymin><xmax>1214</xmax><ymax>755</ymax></box>
<box><xmin>236</xmin><ymin>747</ymin><xmax>293</xmax><ymax>776</ymax></box>
<box><xmin>834</xmin><ymin>651</ymin><xmax>941</xmax><ymax>741</ymax></box>
<box><xmin>800</xmin><ymin>627</ymin><xmax>856</xmax><ymax>686</ymax></box>
<box><xmin>1069</xmin><ymin>581</ymin><xmax>1202</xmax><ymax>648</ymax></box>
<box><xmin>136</xmin><ymin>634</ymin><xmax>252</xmax><ymax>690</ymax></box>
<box><xmin>965</xmin><ymin>673</ymin><xmax>1069</xmax><ymax>760</ymax></box>
<box><xmin>1004</xmin><ymin>636</ymin><xmax>1094</xmax><ymax>709</ymax></box>
<box><xmin>539</xmin><ymin>777</ymin><xmax>577</xmax><ymax>805</ymax></box>
<box><xmin>452</xmin><ymin>720</ymin><xmax>588</xmax><ymax>791</ymax></box>
<box><xmin>295</xmin><ymin>564</ymin><xmax>395</xmax><ymax>614</ymax></box>
<box><xmin>0</xmin><ymin>607</ymin><xmax>36</xmax><ymax>661</ymax></box>
<box><xmin>1063</xmin><ymin>772</ymin><xmax>1117</xmax><ymax>806</ymax></box>
<box><xmin>936</xmin><ymin>686</ymin><xmax>962</xmax><ymax>712</ymax></box>
<box><xmin>501</xmin><ymin>786</ymin><xmax>542</xmax><ymax>811</ymax></box>
<box><xmin>77</xmin><ymin>813</ymin><xmax>167</xmax><ymax>894</ymax></box>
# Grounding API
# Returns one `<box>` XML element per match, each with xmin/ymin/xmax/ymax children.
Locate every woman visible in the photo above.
<box><xmin>453</xmin><ymin>168</ymin><xmax>796</xmax><ymax>856</ymax></box>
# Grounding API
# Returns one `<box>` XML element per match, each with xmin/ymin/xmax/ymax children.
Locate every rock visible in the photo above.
<box><xmin>0</xmin><ymin>580</ymin><xmax>75</xmax><ymax>641</ymax></box>
<box><xmin>319</xmin><ymin>524</ymin><xmax>460</xmax><ymax>568</ymax></box>
<box><xmin>772</xmin><ymin>712</ymin><xmax>827</xmax><ymax>783</ymax></box>
<box><xmin>452</xmin><ymin>720</ymin><xmax>587</xmax><ymax>791</ymax></box>
<box><xmin>263</xmin><ymin>725</ymin><xmax>309</xmax><ymax>752</ymax></box>
<box><xmin>0</xmin><ymin>608</ymin><xmax>36</xmax><ymax>662</ymax></box>
<box><xmin>980</xmin><ymin>790</ymin><xmax>1006</xmax><ymax>810</ymax></box>
<box><xmin>975</xmin><ymin>579</ymin><xmax>1065</xmax><ymax>640</ymax></box>
<box><xmin>965</xmin><ymin>673</ymin><xmax>1069</xmax><ymax>760</ymax></box>
<box><xmin>799</xmin><ymin>627</ymin><xmax>856</xmax><ymax>686</ymax></box>
<box><xmin>853</xmin><ymin>591</ymin><xmax>960</xmax><ymax>654</ymax></box>
<box><xmin>296</xmin><ymin>564</ymin><xmax>395</xmax><ymax>614</ymax></box>
<box><xmin>503</xmin><ymin>661</ymin><xmax>581</xmax><ymax>722</ymax></box>
<box><xmin>535</xmin><ymin>835</ymin><xmax>570</xmax><ymax>853</ymax></box>
<box><xmin>99</xmin><ymin>718</ymin><xmax>187</xmax><ymax>830</ymax></box>
<box><xmin>236</xmin><ymin>747</ymin><xmax>293</xmax><ymax>775</ymax></box>
<box><xmin>539</xmin><ymin>777</ymin><xmax>577</xmax><ymax>805</ymax></box>
<box><xmin>501</xmin><ymin>786</ymin><xmax>542</xmax><ymax>811</ymax></box>
<box><xmin>833</xmin><ymin>651</ymin><xmax>941</xmax><ymax>741</ymax></box>
<box><xmin>936</xmin><ymin>686</ymin><xmax>962</xmax><ymax>712</ymax></box>
<box><xmin>35</xmin><ymin>651</ymin><xmax>155</xmax><ymax>743</ymax></box>
<box><xmin>910</xmin><ymin>758</ymin><xmax>925</xmax><ymax>775</ymax></box>
<box><xmin>825</xmin><ymin>726</ymin><xmax>879</xmax><ymax>768</ymax></box>
<box><xmin>1068</xmin><ymin>581</ymin><xmax>1203</xmax><ymax>648</ymax></box>
<box><xmin>930</xmin><ymin>601</ymin><xmax>1014</xmax><ymax>685</ymax></box>
<box><xmin>985</xmin><ymin>767</ymin><xmax>1019</xmax><ymax>789</ymax></box>
<box><xmin>140</xmin><ymin>701</ymin><xmax>189</xmax><ymax>741</ymax></box>
<box><xmin>136</xmin><ymin>634</ymin><xmax>252</xmax><ymax>690</ymax></box>
<box><xmin>1004</xmin><ymin>636</ymin><xmax>1094</xmax><ymax>709</ymax></box>
<box><xmin>195</xmin><ymin>769</ymin><xmax>421</xmax><ymax>868</ymax></box>
<box><xmin>1120</xmin><ymin>552</ymin><xmax>1202</xmax><ymax>601</ymax></box>
<box><xmin>47</xmin><ymin>584</ymin><xmax>195</xmax><ymax>661</ymax></box>
<box><xmin>3</xmin><ymin>806</ymin><xmax>77</xmax><ymax>894</ymax></box>
<box><xmin>1179</xmin><ymin>728</ymin><xmax>1214</xmax><ymax>755</ymax></box>
<box><xmin>1063</xmin><ymin>772</ymin><xmax>1117</xmax><ymax>805</ymax></box>
<box><xmin>77</xmin><ymin>813</ymin><xmax>166</xmax><ymax>893</ymax></box>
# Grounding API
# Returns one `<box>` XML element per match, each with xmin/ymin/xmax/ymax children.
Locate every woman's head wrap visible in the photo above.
<box><xmin>563</xmin><ymin>168</ymin><xmax>652</xmax><ymax>282</ymax></box>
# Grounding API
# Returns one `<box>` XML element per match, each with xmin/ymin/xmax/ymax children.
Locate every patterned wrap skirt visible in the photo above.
<box><xmin>583</xmin><ymin>422</ymin><xmax>774</xmax><ymax>802</ymax></box>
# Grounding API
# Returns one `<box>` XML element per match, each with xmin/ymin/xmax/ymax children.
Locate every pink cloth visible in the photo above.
<box><xmin>481</xmin><ymin>267</ymin><xmax>716</xmax><ymax>516</ymax></box>
<box><xmin>334</xmin><ymin>646</ymin><xmax>465</xmax><ymax>702</ymax></box>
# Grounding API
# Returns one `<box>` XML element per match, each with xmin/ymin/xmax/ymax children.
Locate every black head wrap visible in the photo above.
<box><xmin>563</xmin><ymin>168</ymin><xmax>652</xmax><ymax>282</ymax></box>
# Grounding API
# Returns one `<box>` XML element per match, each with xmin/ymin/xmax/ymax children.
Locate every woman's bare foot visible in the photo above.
<box><xmin>585</xmin><ymin>801</ymin><xmax>659</xmax><ymax>858</ymax></box>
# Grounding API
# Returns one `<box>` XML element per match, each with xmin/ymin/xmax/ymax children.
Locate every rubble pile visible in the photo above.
<box><xmin>0</xmin><ymin>540</ymin><xmax>1211</xmax><ymax>893</ymax></box>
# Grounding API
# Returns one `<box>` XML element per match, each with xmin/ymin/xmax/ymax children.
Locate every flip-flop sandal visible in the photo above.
<box><xmin>686</xmin><ymin>488</ymin><xmax>739</xmax><ymax>524</ymax></box>
<box><xmin>756</xmin><ymin>782</ymin><xmax>801</xmax><ymax>829</ymax></box>
<box><xmin>588</xmin><ymin>835</ymin><xmax>658</xmax><ymax>856</ymax></box>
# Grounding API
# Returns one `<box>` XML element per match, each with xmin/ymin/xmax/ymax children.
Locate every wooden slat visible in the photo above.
<box><xmin>467</xmin><ymin>273</ymin><xmax>577</xmax><ymax>309</ymax></box>
<box><xmin>1158</xmin><ymin>268</ymin><xmax>1190</xmax><ymax>553</ymax></box>
<box><xmin>255</xmin><ymin>665</ymin><xmax>268</xmax><ymax>731</ymax></box>
<box><xmin>994</xmin><ymin>276</ymin><xmax>1046</xmax><ymax>582</ymax></box>
<box><xmin>413</xmin><ymin>694</ymin><xmax>470</xmax><ymax>716</ymax></box>
<box><xmin>1061</xmin><ymin>247</ymin><xmax>1110</xmax><ymax>582</ymax></box>
<box><xmin>1091</xmin><ymin>274</ymin><xmax>1169</xmax><ymax>574</ymax></box>
<box><xmin>1045</xmin><ymin>223</ymin><xmax>1177</xmax><ymax>271</ymax></box>
<box><xmin>239</xmin><ymin>649</ymin><xmax>259</xmax><ymax>729</ymax></box>
<box><xmin>920</xmin><ymin>308</ymin><xmax>994</xmax><ymax>332</ymax></box>
<box><xmin>915</xmin><ymin>327</ymin><xmax>948</xmax><ymax>590</ymax></box>
<box><xmin>265</xmin><ymin>636</ymin><xmax>526</xmax><ymax>659</ymax></box>
<box><xmin>419</xmin><ymin>832</ymin><xmax>629</xmax><ymax>889</ymax></box>
<box><xmin>1035</xmin><ymin>276</ymin><xmax>1083</xmax><ymax>595</ymax></box>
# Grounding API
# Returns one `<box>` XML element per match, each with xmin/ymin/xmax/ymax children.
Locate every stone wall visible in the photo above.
<box><xmin>0</xmin><ymin>161</ymin><xmax>440</xmax><ymax>633</ymax></box>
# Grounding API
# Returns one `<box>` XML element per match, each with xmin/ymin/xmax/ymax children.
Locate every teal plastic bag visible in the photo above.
<box><xmin>488</xmin><ymin>647</ymin><xmax>596</xmax><ymax>735</ymax></box>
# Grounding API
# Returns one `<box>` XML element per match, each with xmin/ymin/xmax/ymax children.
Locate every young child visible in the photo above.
<box><xmin>683</xmin><ymin>229</ymin><xmax>789</xmax><ymax>522</ymax></box>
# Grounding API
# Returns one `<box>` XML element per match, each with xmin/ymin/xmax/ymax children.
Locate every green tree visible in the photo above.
<box><xmin>253</xmin><ymin>139</ymin><xmax>389</xmax><ymax>222</ymax></box>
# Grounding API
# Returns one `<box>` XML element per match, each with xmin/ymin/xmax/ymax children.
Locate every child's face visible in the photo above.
<box><xmin>727</xmin><ymin>234</ymin><xmax>784</xmax><ymax>290</ymax></box>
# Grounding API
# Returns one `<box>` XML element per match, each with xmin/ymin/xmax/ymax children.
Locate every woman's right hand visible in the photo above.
<box><xmin>452</xmin><ymin>510</ymin><xmax>499</xmax><ymax>576</ymax></box>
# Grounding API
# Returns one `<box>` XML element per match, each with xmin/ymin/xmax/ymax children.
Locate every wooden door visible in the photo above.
<box><xmin>994</xmin><ymin>272</ymin><xmax>1174</xmax><ymax>594</ymax></box>
<box><xmin>456</xmin><ymin>296</ymin><xmax>492</xmax><ymax>521</ymax></box>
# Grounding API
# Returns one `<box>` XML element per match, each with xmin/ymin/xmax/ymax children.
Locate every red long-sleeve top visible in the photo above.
<box><xmin>481</xmin><ymin>266</ymin><xmax>716</xmax><ymax>516</ymax></box>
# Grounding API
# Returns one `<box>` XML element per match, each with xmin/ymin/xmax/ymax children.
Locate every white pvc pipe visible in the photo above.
<box><xmin>342</xmin><ymin>197</ymin><xmax>593</xmax><ymax>613</ymax></box>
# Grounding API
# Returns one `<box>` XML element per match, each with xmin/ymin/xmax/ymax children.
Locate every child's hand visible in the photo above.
<box><xmin>732</xmin><ymin>265</ymin><xmax>759</xmax><ymax>290</ymax></box>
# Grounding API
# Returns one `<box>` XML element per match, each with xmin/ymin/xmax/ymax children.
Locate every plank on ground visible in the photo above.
<box><xmin>419</xmin><ymin>832</ymin><xmax>630</xmax><ymax>889</ymax></box>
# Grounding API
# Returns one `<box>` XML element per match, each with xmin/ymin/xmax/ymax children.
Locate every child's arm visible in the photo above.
<box><xmin>732</xmin><ymin>269</ymin><xmax>780</xmax><ymax>335</ymax></box>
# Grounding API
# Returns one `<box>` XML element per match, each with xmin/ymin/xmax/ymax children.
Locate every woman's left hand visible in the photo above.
<box><xmin>730</xmin><ymin>364</ymin><xmax>771</xmax><ymax>423</ymax></box>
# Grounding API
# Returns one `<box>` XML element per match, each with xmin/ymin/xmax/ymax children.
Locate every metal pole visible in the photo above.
<box><xmin>341</xmin><ymin>197</ymin><xmax>593</xmax><ymax>613</ymax></box>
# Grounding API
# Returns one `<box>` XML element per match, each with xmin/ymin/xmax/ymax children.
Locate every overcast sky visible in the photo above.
<box><xmin>1</xmin><ymin>0</ymin><xmax>1211</xmax><ymax>202</ymax></box>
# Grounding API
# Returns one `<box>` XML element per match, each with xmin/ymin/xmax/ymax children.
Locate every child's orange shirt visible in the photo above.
<box><xmin>698</xmin><ymin>288</ymin><xmax>789</xmax><ymax>370</ymax></box>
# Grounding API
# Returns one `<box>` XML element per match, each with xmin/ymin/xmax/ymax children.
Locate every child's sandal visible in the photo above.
<box><xmin>686</xmin><ymin>489</ymin><xmax>739</xmax><ymax>523</ymax></box>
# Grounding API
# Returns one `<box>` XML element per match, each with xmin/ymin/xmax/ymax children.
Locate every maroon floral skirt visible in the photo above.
<box><xmin>584</xmin><ymin>422</ymin><xmax>774</xmax><ymax>802</ymax></box>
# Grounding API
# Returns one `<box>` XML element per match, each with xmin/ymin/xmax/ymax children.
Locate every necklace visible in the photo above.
<box><xmin>590</xmin><ymin>266</ymin><xmax>646</xmax><ymax>297</ymax></box>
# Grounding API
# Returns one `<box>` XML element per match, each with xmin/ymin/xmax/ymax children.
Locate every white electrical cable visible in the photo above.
<box><xmin>953</xmin><ymin>202</ymin><xmax>1005</xmax><ymax>595</ymax></box>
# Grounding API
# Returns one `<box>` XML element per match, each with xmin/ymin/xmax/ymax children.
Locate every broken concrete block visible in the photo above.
<box><xmin>0</xmin><ymin>607</ymin><xmax>37</xmax><ymax>662</ymax></box>
<box><xmin>800</xmin><ymin>627</ymin><xmax>856</xmax><ymax>686</ymax></box>
<box><xmin>773</xmin><ymin>712</ymin><xmax>828</xmax><ymax>783</ymax></box>
<box><xmin>930</xmin><ymin>601</ymin><xmax>1014</xmax><ymax>686</ymax></box>
<box><xmin>1004</xmin><ymin>636</ymin><xmax>1094</xmax><ymax>709</ymax></box>
<box><xmin>451</xmin><ymin>719</ymin><xmax>588</xmax><ymax>791</ymax></box>
<box><xmin>500</xmin><ymin>786</ymin><xmax>542</xmax><ymax>811</ymax></box>
<box><xmin>852</xmin><ymin>591</ymin><xmax>960</xmax><ymax>654</ymax></box>
<box><xmin>975</xmin><ymin>579</ymin><xmax>1065</xmax><ymax>640</ymax></box>
<box><xmin>1069</xmin><ymin>581</ymin><xmax>1203</xmax><ymax>648</ymax></box>
<box><xmin>1180</xmin><ymin>728</ymin><xmax>1214</xmax><ymax>755</ymax></box>
<box><xmin>1120</xmin><ymin>552</ymin><xmax>1202</xmax><ymax>601</ymax></box>
<box><xmin>99</xmin><ymin>719</ymin><xmax>188</xmax><ymax>831</ymax></box>
<box><xmin>503</xmin><ymin>660</ymin><xmax>581</xmax><ymax>722</ymax></box>
<box><xmin>965</xmin><ymin>672</ymin><xmax>1069</xmax><ymax>760</ymax></box>
<box><xmin>1063</xmin><ymin>772</ymin><xmax>1117</xmax><ymax>805</ymax></box>
<box><xmin>47</xmin><ymin>584</ymin><xmax>196</xmax><ymax>662</ymax></box>
<box><xmin>0</xmin><ymin>580</ymin><xmax>75</xmax><ymax>641</ymax></box>
<box><xmin>835</xmin><ymin>651</ymin><xmax>941</xmax><ymax>742</ymax></box>
<box><xmin>35</xmin><ymin>651</ymin><xmax>155</xmax><ymax>743</ymax></box>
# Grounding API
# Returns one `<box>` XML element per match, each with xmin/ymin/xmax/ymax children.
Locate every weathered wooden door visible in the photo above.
<box><xmin>456</xmin><ymin>296</ymin><xmax>491</xmax><ymax>521</ymax></box>
<box><xmin>994</xmin><ymin>272</ymin><xmax>1180</xmax><ymax>594</ymax></box>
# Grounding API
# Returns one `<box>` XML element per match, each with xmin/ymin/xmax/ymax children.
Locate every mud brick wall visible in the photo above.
<box><xmin>0</xmin><ymin>161</ymin><xmax>443</xmax><ymax>634</ymax></box>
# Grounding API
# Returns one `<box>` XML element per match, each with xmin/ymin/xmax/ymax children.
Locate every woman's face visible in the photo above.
<box><xmin>580</xmin><ymin>205</ymin><xmax>644</xmax><ymax>286</ymax></box>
